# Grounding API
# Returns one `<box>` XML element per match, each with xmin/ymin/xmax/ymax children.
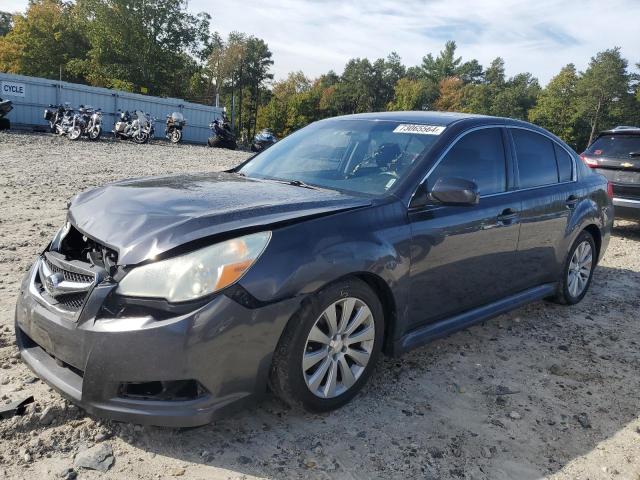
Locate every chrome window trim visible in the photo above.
<box><xmin>409</xmin><ymin>124</ymin><xmax>578</xmax><ymax>208</ymax></box>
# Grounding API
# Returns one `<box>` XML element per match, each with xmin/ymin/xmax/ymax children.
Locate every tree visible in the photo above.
<box><xmin>529</xmin><ymin>64</ymin><xmax>580</xmax><ymax>146</ymax></box>
<box><xmin>491</xmin><ymin>72</ymin><xmax>540</xmax><ymax>120</ymax></box>
<box><xmin>242</xmin><ymin>36</ymin><xmax>274</xmax><ymax>139</ymax></box>
<box><xmin>575</xmin><ymin>48</ymin><xmax>630</xmax><ymax>146</ymax></box>
<box><xmin>421</xmin><ymin>41</ymin><xmax>462</xmax><ymax>84</ymax></box>
<box><xmin>388</xmin><ymin>78</ymin><xmax>431</xmax><ymax>111</ymax></box>
<box><xmin>371</xmin><ymin>52</ymin><xmax>406</xmax><ymax>110</ymax></box>
<box><xmin>256</xmin><ymin>72</ymin><xmax>317</xmax><ymax>137</ymax></box>
<box><xmin>205</xmin><ymin>32</ymin><xmax>273</xmax><ymax>138</ymax></box>
<box><xmin>70</xmin><ymin>0</ymin><xmax>210</xmax><ymax>96</ymax></box>
<box><xmin>0</xmin><ymin>0</ymin><xmax>88</xmax><ymax>82</ymax></box>
<box><xmin>434</xmin><ymin>77</ymin><xmax>465</xmax><ymax>111</ymax></box>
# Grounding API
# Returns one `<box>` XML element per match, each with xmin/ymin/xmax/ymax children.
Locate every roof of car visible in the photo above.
<box><xmin>333</xmin><ymin>111</ymin><xmax>489</xmax><ymax>125</ymax></box>
<box><xmin>599</xmin><ymin>126</ymin><xmax>640</xmax><ymax>135</ymax></box>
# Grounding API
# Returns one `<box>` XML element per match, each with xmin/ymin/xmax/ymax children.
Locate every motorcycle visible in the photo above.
<box><xmin>43</xmin><ymin>103</ymin><xmax>70</xmax><ymax>134</ymax></box>
<box><xmin>113</xmin><ymin>110</ymin><xmax>152</xmax><ymax>144</ymax></box>
<box><xmin>65</xmin><ymin>105</ymin><xmax>102</xmax><ymax>141</ymax></box>
<box><xmin>0</xmin><ymin>97</ymin><xmax>12</xmax><ymax>130</ymax></box>
<box><xmin>165</xmin><ymin>112</ymin><xmax>185</xmax><ymax>143</ymax></box>
<box><xmin>207</xmin><ymin>117</ymin><xmax>237</xmax><ymax>150</ymax></box>
<box><xmin>251</xmin><ymin>129</ymin><xmax>278</xmax><ymax>152</ymax></box>
<box><xmin>55</xmin><ymin>105</ymin><xmax>78</xmax><ymax>138</ymax></box>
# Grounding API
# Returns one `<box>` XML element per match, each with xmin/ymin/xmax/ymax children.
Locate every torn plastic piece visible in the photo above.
<box><xmin>0</xmin><ymin>395</ymin><xmax>35</xmax><ymax>419</ymax></box>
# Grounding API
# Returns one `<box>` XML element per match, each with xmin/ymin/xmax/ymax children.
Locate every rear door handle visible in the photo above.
<box><xmin>497</xmin><ymin>208</ymin><xmax>519</xmax><ymax>225</ymax></box>
<box><xmin>566</xmin><ymin>195</ymin><xmax>579</xmax><ymax>209</ymax></box>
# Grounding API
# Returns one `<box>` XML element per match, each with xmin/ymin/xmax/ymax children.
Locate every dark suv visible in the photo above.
<box><xmin>581</xmin><ymin>126</ymin><xmax>640</xmax><ymax>220</ymax></box>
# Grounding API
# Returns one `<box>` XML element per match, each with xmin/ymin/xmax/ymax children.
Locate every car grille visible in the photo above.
<box><xmin>57</xmin><ymin>293</ymin><xmax>87</xmax><ymax>310</ymax></box>
<box><xmin>44</xmin><ymin>257</ymin><xmax>94</xmax><ymax>284</ymax></box>
<box><xmin>36</xmin><ymin>252</ymin><xmax>98</xmax><ymax>314</ymax></box>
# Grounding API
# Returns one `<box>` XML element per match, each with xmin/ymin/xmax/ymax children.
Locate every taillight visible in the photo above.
<box><xmin>607</xmin><ymin>181</ymin><xmax>614</xmax><ymax>199</ymax></box>
<box><xmin>580</xmin><ymin>154</ymin><xmax>598</xmax><ymax>168</ymax></box>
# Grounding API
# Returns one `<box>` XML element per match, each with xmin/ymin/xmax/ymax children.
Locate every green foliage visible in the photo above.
<box><xmin>529</xmin><ymin>64</ymin><xmax>581</xmax><ymax>147</ymax></box>
<box><xmin>387</xmin><ymin>78</ymin><xmax>431</xmax><ymax>111</ymax></box>
<box><xmin>1</xmin><ymin>8</ymin><xmax>638</xmax><ymax>152</ymax></box>
<box><xmin>0</xmin><ymin>0</ymin><xmax>88</xmax><ymax>82</ymax></box>
<box><xmin>574</xmin><ymin>48</ymin><xmax>631</xmax><ymax>146</ymax></box>
<box><xmin>69</xmin><ymin>0</ymin><xmax>211</xmax><ymax>96</ymax></box>
<box><xmin>204</xmin><ymin>31</ymin><xmax>273</xmax><ymax>140</ymax></box>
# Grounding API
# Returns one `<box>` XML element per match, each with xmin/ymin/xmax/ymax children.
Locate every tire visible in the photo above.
<box><xmin>553</xmin><ymin>231</ymin><xmax>597</xmax><ymax>305</ymax></box>
<box><xmin>68</xmin><ymin>126</ymin><xmax>81</xmax><ymax>141</ymax></box>
<box><xmin>88</xmin><ymin>126</ymin><xmax>101</xmax><ymax>141</ymax></box>
<box><xmin>134</xmin><ymin>132</ymin><xmax>149</xmax><ymax>144</ymax></box>
<box><xmin>0</xmin><ymin>118</ymin><xmax>9</xmax><ymax>131</ymax></box>
<box><xmin>270</xmin><ymin>278</ymin><xmax>384</xmax><ymax>412</ymax></box>
<box><xmin>170</xmin><ymin>129</ymin><xmax>182</xmax><ymax>143</ymax></box>
<box><xmin>207</xmin><ymin>136</ymin><xmax>221</xmax><ymax>148</ymax></box>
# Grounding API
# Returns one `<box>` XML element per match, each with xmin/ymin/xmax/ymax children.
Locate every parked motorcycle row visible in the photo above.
<box><xmin>42</xmin><ymin>104</ymin><xmax>186</xmax><ymax>145</ymax></box>
<box><xmin>44</xmin><ymin>103</ymin><xmax>103</xmax><ymax>140</ymax></box>
<box><xmin>37</xmin><ymin>103</ymin><xmax>277</xmax><ymax>151</ymax></box>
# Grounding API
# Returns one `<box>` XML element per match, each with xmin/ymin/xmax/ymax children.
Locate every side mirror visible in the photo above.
<box><xmin>429</xmin><ymin>177</ymin><xmax>479</xmax><ymax>206</ymax></box>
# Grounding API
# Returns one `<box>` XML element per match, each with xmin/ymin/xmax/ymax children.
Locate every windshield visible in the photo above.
<box><xmin>239</xmin><ymin>119</ymin><xmax>443</xmax><ymax>195</ymax></box>
<box><xmin>586</xmin><ymin>134</ymin><xmax>640</xmax><ymax>159</ymax></box>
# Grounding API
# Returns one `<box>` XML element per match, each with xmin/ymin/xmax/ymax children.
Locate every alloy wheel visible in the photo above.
<box><xmin>302</xmin><ymin>297</ymin><xmax>375</xmax><ymax>399</ymax></box>
<box><xmin>567</xmin><ymin>240</ymin><xmax>593</xmax><ymax>297</ymax></box>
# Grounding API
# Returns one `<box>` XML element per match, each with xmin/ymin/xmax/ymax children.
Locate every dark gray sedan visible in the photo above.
<box><xmin>15</xmin><ymin>112</ymin><xmax>613</xmax><ymax>426</ymax></box>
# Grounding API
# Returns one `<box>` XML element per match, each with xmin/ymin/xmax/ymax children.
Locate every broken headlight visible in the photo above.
<box><xmin>116</xmin><ymin>232</ymin><xmax>271</xmax><ymax>302</ymax></box>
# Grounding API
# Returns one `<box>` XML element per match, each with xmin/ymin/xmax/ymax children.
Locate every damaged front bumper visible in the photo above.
<box><xmin>15</xmin><ymin>257</ymin><xmax>300</xmax><ymax>427</ymax></box>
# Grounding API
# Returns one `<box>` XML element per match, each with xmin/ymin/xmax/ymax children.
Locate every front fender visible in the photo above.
<box><xmin>239</xmin><ymin>201</ymin><xmax>412</xmax><ymax>337</ymax></box>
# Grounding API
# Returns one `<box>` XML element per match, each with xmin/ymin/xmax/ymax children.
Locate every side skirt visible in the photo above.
<box><xmin>394</xmin><ymin>283</ymin><xmax>557</xmax><ymax>355</ymax></box>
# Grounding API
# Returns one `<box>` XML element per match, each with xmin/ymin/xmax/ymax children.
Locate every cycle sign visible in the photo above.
<box><xmin>1</xmin><ymin>81</ymin><xmax>26</xmax><ymax>97</ymax></box>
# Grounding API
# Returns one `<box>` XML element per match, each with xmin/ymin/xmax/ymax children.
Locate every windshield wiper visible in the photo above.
<box><xmin>285</xmin><ymin>179</ymin><xmax>319</xmax><ymax>190</ymax></box>
<box><xmin>629</xmin><ymin>152</ymin><xmax>640</xmax><ymax>157</ymax></box>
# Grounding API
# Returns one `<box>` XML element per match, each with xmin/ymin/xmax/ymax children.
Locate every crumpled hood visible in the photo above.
<box><xmin>68</xmin><ymin>172</ymin><xmax>371</xmax><ymax>265</ymax></box>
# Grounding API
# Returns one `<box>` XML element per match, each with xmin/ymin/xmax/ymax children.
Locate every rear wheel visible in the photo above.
<box><xmin>554</xmin><ymin>231</ymin><xmax>596</xmax><ymax>305</ymax></box>
<box><xmin>270</xmin><ymin>278</ymin><xmax>384</xmax><ymax>411</ymax></box>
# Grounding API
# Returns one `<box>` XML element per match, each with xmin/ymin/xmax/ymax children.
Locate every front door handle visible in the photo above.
<box><xmin>566</xmin><ymin>195</ymin><xmax>579</xmax><ymax>209</ymax></box>
<box><xmin>497</xmin><ymin>208</ymin><xmax>519</xmax><ymax>225</ymax></box>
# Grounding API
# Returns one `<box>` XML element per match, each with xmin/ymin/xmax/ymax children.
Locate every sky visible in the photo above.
<box><xmin>3</xmin><ymin>0</ymin><xmax>640</xmax><ymax>85</ymax></box>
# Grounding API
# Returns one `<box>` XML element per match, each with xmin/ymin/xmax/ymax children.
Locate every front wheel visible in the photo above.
<box><xmin>133</xmin><ymin>131</ymin><xmax>149</xmax><ymax>144</ymax></box>
<box><xmin>270</xmin><ymin>278</ymin><xmax>384</xmax><ymax>411</ymax></box>
<box><xmin>68</xmin><ymin>126</ymin><xmax>82</xmax><ymax>141</ymax></box>
<box><xmin>88</xmin><ymin>125</ymin><xmax>101</xmax><ymax>141</ymax></box>
<box><xmin>169</xmin><ymin>128</ymin><xmax>182</xmax><ymax>143</ymax></box>
<box><xmin>553</xmin><ymin>231</ymin><xmax>596</xmax><ymax>305</ymax></box>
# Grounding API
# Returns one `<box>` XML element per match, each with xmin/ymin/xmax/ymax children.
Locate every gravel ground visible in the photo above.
<box><xmin>0</xmin><ymin>130</ymin><xmax>639</xmax><ymax>480</ymax></box>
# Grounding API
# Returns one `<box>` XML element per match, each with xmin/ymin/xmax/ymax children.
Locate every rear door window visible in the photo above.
<box><xmin>430</xmin><ymin>127</ymin><xmax>507</xmax><ymax>195</ymax></box>
<box><xmin>585</xmin><ymin>134</ymin><xmax>640</xmax><ymax>159</ymax></box>
<box><xmin>553</xmin><ymin>143</ymin><xmax>573</xmax><ymax>182</ymax></box>
<box><xmin>512</xmin><ymin>129</ymin><xmax>558</xmax><ymax>188</ymax></box>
